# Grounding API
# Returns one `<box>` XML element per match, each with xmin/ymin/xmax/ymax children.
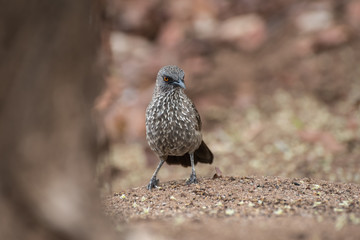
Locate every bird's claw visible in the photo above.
<box><xmin>147</xmin><ymin>178</ymin><xmax>159</xmax><ymax>190</ymax></box>
<box><xmin>186</xmin><ymin>173</ymin><xmax>198</xmax><ymax>185</ymax></box>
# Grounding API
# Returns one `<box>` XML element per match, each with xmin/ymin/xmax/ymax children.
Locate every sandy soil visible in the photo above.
<box><xmin>103</xmin><ymin>176</ymin><xmax>360</xmax><ymax>239</ymax></box>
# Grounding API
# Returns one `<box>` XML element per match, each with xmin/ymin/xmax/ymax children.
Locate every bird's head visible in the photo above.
<box><xmin>156</xmin><ymin>65</ymin><xmax>186</xmax><ymax>92</ymax></box>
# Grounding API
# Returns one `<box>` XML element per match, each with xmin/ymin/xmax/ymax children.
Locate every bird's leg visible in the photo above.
<box><xmin>186</xmin><ymin>152</ymin><xmax>198</xmax><ymax>184</ymax></box>
<box><xmin>147</xmin><ymin>158</ymin><xmax>165</xmax><ymax>190</ymax></box>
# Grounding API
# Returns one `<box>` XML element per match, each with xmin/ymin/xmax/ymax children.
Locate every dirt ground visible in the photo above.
<box><xmin>103</xmin><ymin>176</ymin><xmax>360</xmax><ymax>239</ymax></box>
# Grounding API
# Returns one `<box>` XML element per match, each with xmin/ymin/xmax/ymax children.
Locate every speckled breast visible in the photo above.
<box><xmin>146</xmin><ymin>90</ymin><xmax>202</xmax><ymax>157</ymax></box>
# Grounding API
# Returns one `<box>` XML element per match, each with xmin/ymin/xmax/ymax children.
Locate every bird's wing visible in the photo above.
<box><xmin>191</xmin><ymin>102</ymin><xmax>202</xmax><ymax>131</ymax></box>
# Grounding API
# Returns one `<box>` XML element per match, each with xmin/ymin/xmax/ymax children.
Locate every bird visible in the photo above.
<box><xmin>145</xmin><ymin>65</ymin><xmax>213</xmax><ymax>190</ymax></box>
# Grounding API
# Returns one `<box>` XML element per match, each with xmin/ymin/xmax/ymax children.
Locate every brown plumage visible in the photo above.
<box><xmin>145</xmin><ymin>65</ymin><xmax>213</xmax><ymax>190</ymax></box>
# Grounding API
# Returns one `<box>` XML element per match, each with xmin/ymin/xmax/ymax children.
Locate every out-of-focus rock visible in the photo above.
<box><xmin>193</xmin><ymin>13</ymin><xmax>218</xmax><ymax>39</ymax></box>
<box><xmin>191</xmin><ymin>0</ymin><xmax>219</xmax><ymax>39</ymax></box>
<box><xmin>108</xmin><ymin>0</ymin><xmax>162</xmax><ymax>39</ymax></box>
<box><xmin>314</xmin><ymin>25</ymin><xmax>350</xmax><ymax>49</ymax></box>
<box><xmin>110</xmin><ymin>32</ymin><xmax>154</xmax><ymax>86</ymax></box>
<box><xmin>157</xmin><ymin>20</ymin><xmax>188</xmax><ymax>49</ymax></box>
<box><xmin>295</xmin><ymin>25</ymin><xmax>350</xmax><ymax>56</ymax></box>
<box><xmin>294</xmin><ymin>3</ymin><xmax>334</xmax><ymax>33</ymax></box>
<box><xmin>217</xmin><ymin>14</ymin><xmax>267</xmax><ymax>51</ymax></box>
<box><xmin>111</xmin><ymin>32</ymin><xmax>153</xmax><ymax>63</ymax></box>
<box><xmin>345</xmin><ymin>0</ymin><xmax>360</xmax><ymax>29</ymax></box>
<box><xmin>294</xmin><ymin>25</ymin><xmax>350</xmax><ymax>56</ymax></box>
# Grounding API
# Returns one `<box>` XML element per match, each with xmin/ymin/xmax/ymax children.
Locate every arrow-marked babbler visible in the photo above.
<box><xmin>145</xmin><ymin>65</ymin><xmax>213</xmax><ymax>190</ymax></box>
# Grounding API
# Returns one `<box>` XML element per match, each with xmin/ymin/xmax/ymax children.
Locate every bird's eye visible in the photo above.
<box><xmin>164</xmin><ymin>77</ymin><xmax>169</xmax><ymax>82</ymax></box>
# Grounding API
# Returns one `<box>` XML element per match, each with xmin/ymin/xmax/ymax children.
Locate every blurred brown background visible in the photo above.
<box><xmin>96</xmin><ymin>0</ymin><xmax>360</xmax><ymax>193</ymax></box>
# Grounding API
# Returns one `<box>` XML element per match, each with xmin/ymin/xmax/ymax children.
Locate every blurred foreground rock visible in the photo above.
<box><xmin>0</xmin><ymin>1</ymin><xmax>116</xmax><ymax>239</ymax></box>
<box><xmin>217</xmin><ymin>14</ymin><xmax>267</xmax><ymax>51</ymax></box>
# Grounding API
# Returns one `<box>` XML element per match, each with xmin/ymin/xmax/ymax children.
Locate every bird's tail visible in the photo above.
<box><xmin>166</xmin><ymin>141</ymin><xmax>213</xmax><ymax>167</ymax></box>
<box><xmin>194</xmin><ymin>140</ymin><xmax>213</xmax><ymax>164</ymax></box>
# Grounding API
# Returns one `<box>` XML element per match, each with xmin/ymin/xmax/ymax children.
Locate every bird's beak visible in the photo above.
<box><xmin>173</xmin><ymin>80</ymin><xmax>186</xmax><ymax>89</ymax></box>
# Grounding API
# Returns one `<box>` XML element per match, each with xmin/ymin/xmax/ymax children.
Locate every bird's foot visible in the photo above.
<box><xmin>147</xmin><ymin>177</ymin><xmax>159</xmax><ymax>190</ymax></box>
<box><xmin>186</xmin><ymin>173</ymin><xmax>198</xmax><ymax>185</ymax></box>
